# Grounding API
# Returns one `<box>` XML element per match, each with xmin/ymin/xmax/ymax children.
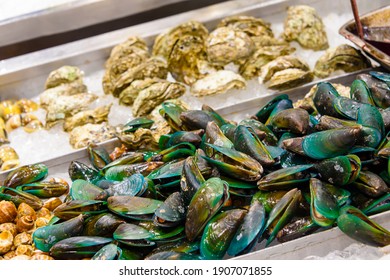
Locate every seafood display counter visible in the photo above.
<box><xmin>0</xmin><ymin>0</ymin><xmax>390</xmax><ymax>260</ymax></box>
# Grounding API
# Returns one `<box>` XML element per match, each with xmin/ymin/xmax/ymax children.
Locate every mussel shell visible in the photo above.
<box><xmin>180</xmin><ymin>156</ymin><xmax>205</xmax><ymax>205</ymax></box>
<box><xmin>309</xmin><ymin>178</ymin><xmax>339</xmax><ymax>227</ymax></box>
<box><xmin>371</xmin><ymin>84</ymin><xmax>390</xmax><ymax>109</ymax></box>
<box><xmin>313</xmin><ymin>82</ymin><xmax>340</xmax><ymax>117</ymax></box>
<box><xmin>83</xmin><ymin>212</ymin><xmax>125</xmax><ymax>237</ymax></box>
<box><xmin>113</xmin><ymin>223</ymin><xmax>155</xmax><ymax>247</ymax></box>
<box><xmin>301</xmin><ymin>128</ymin><xmax>361</xmax><ymax>160</ymax></box>
<box><xmin>101</xmin><ymin>152</ymin><xmax>147</xmax><ymax>172</ymax></box>
<box><xmin>145</xmin><ymin>251</ymin><xmax>202</xmax><ymax>260</ymax></box>
<box><xmin>122</xmin><ymin>117</ymin><xmax>154</xmax><ymax>133</ymax></box>
<box><xmin>53</xmin><ymin>200</ymin><xmax>107</xmax><ymax>220</ymax></box>
<box><xmin>104</xmin><ymin>162</ymin><xmax>164</xmax><ymax>181</ymax></box>
<box><xmin>269</xmin><ymin>108</ymin><xmax>310</xmax><ymax>135</ymax></box>
<box><xmin>254</xmin><ymin>94</ymin><xmax>290</xmax><ymax>123</ymax></box>
<box><xmin>350</xmin><ymin>79</ymin><xmax>375</xmax><ymax>105</ymax></box>
<box><xmin>351</xmin><ymin>170</ymin><xmax>389</xmax><ymax>198</ymax></box>
<box><xmin>204</xmin><ymin>121</ymin><xmax>234</xmax><ymax>156</ymax></box>
<box><xmin>0</xmin><ymin>186</ymin><xmax>43</xmax><ymax>210</ymax></box>
<box><xmin>71</xmin><ymin>179</ymin><xmax>109</xmax><ymax>201</ymax></box>
<box><xmin>276</xmin><ymin>216</ymin><xmax>318</xmax><ymax>243</ymax></box>
<box><xmin>33</xmin><ymin>214</ymin><xmax>84</xmax><ymax>252</ymax></box>
<box><xmin>154</xmin><ymin>192</ymin><xmax>186</xmax><ymax>227</ymax></box>
<box><xmin>4</xmin><ymin>163</ymin><xmax>48</xmax><ymax>188</ymax></box>
<box><xmin>314</xmin><ymin>155</ymin><xmax>361</xmax><ymax>186</ymax></box>
<box><xmin>233</xmin><ymin>125</ymin><xmax>274</xmax><ymax>167</ymax></box>
<box><xmin>68</xmin><ymin>161</ymin><xmax>100</xmax><ymax>183</ymax></box>
<box><xmin>239</xmin><ymin>118</ymin><xmax>278</xmax><ymax>146</ymax></box>
<box><xmin>16</xmin><ymin>178</ymin><xmax>69</xmax><ymax>198</ymax></box>
<box><xmin>162</xmin><ymin>130</ymin><xmax>203</xmax><ymax>149</ymax></box>
<box><xmin>253</xmin><ymin>190</ymin><xmax>287</xmax><ymax>213</ymax></box>
<box><xmin>337</xmin><ymin>206</ymin><xmax>390</xmax><ymax>247</ymax></box>
<box><xmin>180</xmin><ymin>110</ymin><xmax>218</xmax><ymax>130</ymax></box>
<box><xmin>185</xmin><ymin>177</ymin><xmax>229</xmax><ymax>241</ymax></box>
<box><xmin>50</xmin><ymin>236</ymin><xmax>113</xmax><ymax>259</ymax></box>
<box><xmin>87</xmin><ymin>144</ymin><xmax>111</xmax><ymax>170</ymax></box>
<box><xmin>362</xmin><ymin>193</ymin><xmax>390</xmax><ymax>216</ymax></box>
<box><xmin>108</xmin><ymin>196</ymin><xmax>162</xmax><ymax>221</ymax></box>
<box><xmin>106</xmin><ymin>173</ymin><xmax>147</xmax><ymax>197</ymax></box>
<box><xmin>92</xmin><ymin>243</ymin><xmax>121</xmax><ymax>260</ymax></box>
<box><xmin>200</xmin><ymin>209</ymin><xmax>247</xmax><ymax>260</ymax></box>
<box><xmin>227</xmin><ymin>200</ymin><xmax>265</xmax><ymax>256</ymax></box>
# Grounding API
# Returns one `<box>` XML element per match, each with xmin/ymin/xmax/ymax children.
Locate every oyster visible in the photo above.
<box><xmin>103</xmin><ymin>37</ymin><xmax>150</xmax><ymax>96</ymax></box>
<box><xmin>217</xmin><ymin>15</ymin><xmax>273</xmax><ymax>38</ymax></box>
<box><xmin>113</xmin><ymin>56</ymin><xmax>168</xmax><ymax>97</ymax></box>
<box><xmin>267</xmin><ymin>68</ymin><xmax>314</xmax><ymax>90</ymax></box>
<box><xmin>314</xmin><ymin>44</ymin><xmax>371</xmax><ymax>78</ymax></box>
<box><xmin>0</xmin><ymin>146</ymin><xmax>20</xmax><ymax>171</ymax></box>
<box><xmin>45</xmin><ymin>66</ymin><xmax>84</xmax><ymax>89</ymax></box>
<box><xmin>259</xmin><ymin>55</ymin><xmax>310</xmax><ymax>83</ymax></box>
<box><xmin>240</xmin><ymin>45</ymin><xmax>296</xmax><ymax>79</ymax></box>
<box><xmin>251</xmin><ymin>36</ymin><xmax>290</xmax><ymax>49</ymax></box>
<box><xmin>69</xmin><ymin>123</ymin><xmax>116</xmax><ymax>149</ymax></box>
<box><xmin>45</xmin><ymin>93</ymin><xmax>98</xmax><ymax>128</ymax></box>
<box><xmin>63</xmin><ymin>104</ymin><xmax>112</xmax><ymax>132</ymax></box>
<box><xmin>39</xmin><ymin>81</ymin><xmax>88</xmax><ymax>109</ymax></box>
<box><xmin>131</xmin><ymin>79</ymin><xmax>186</xmax><ymax>117</ymax></box>
<box><xmin>152</xmin><ymin>21</ymin><xmax>209</xmax><ymax>60</ymax></box>
<box><xmin>283</xmin><ymin>5</ymin><xmax>329</xmax><ymax>50</ymax></box>
<box><xmin>168</xmin><ymin>34</ymin><xmax>216</xmax><ymax>85</ymax></box>
<box><xmin>206</xmin><ymin>27</ymin><xmax>254</xmax><ymax>66</ymax></box>
<box><xmin>117</xmin><ymin>128</ymin><xmax>158</xmax><ymax>151</ymax></box>
<box><xmin>190</xmin><ymin>70</ymin><xmax>246</xmax><ymax>97</ymax></box>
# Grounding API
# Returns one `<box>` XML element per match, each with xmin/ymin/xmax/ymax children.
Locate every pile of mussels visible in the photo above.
<box><xmin>2</xmin><ymin>71</ymin><xmax>390</xmax><ymax>260</ymax></box>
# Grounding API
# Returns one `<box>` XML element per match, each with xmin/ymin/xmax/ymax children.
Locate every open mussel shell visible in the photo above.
<box><xmin>309</xmin><ymin>178</ymin><xmax>339</xmax><ymax>227</ymax></box>
<box><xmin>3</xmin><ymin>163</ymin><xmax>48</xmax><ymax>188</ymax></box>
<box><xmin>122</xmin><ymin>117</ymin><xmax>154</xmax><ymax>133</ymax></box>
<box><xmin>351</xmin><ymin>171</ymin><xmax>390</xmax><ymax>198</ymax></box>
<box><xmin>50</xmin><ymin>236</ymin><xmax>113</xmax><ymax>259</ymax></box>
<box><xmin>33</xmin><ymin>214</ymin><xmax>84</xmax><ymax>252</ymax></box>
<box><xmin>83</xmin><ymin>212</ymin><xmax>125</xmax><ymax>237</ymax></box>
<box><xmin>200</xmin><ymin>208</ymin><xmax>247</xmax><ymax>260</ymax></box>
<box><xmin>276</xmin><ymin>216</ymin><xmax>318</xmax><ymax>243</ymax></box>
<box><xmin>233</xmin><ymin>125</ymin><xmax>274</xmax><ymax>167</ymax></box>
<box><xmin>108</xmin><ymin>196</ymin><xmax>162</xmax><ymax>221</ymax></box>
<box><xmin>254</xmin><ymin>94</ymin><xmax>290</xmax><ymax>123</ymax></box>
<box><xmin>253</xmin><ymin>190</ymin><xmax>287</xmax><ymax>213</ymax></box>
<box><xmin>154</xmin><ymin>192</ymin><xmax>186</xmax><ymax>227</ymax></box>
<box><xmin>337</xmin><ymin>205</ymin><xmax>390</xmax><ymax>247</ymax></box>
<box><xmin>92</xmin><ymin>243</ymin><xmax>121</xmax><ymax>260</ymax></box>
<box><xmin>0</xmin><ymin>186</ymin><xmax>43</xmax><ymax>210</ymax></box>
<box><xmin>264</xmin><ymin>188</ymin><xmax>301</xmax><ymax>246</ymax></box>
<box><xmin>239</xmin><ymin>118</ymin><xmax>278</xmax><ymax>146</ymax></box>
<box><xmin>147</xmin><ymin>159</ymin><xmax>184</xmax><ymax>188</ymax></box>
<box><xmin>53</xmin><ymin>200</ymin><xmax>107</xmax><ymax>220</ymax></box>
<box><xmin>145</xmin><ymin>251</ymin><xmax>202</xmax><ymax>260</ymax></box>
<box><xmin>314</xmin><ymin>155</ymin><xmax>361</xmax><ymax>186</ymax></box>
<box><xmin>257</xmin><ymin>164</ymin><xmax>312</xmax><ymax>191</ymax></box>
<box><xmin>149</xmin><ymin>142</ymin><xmax>196</xmax><ymax>162</ymax></box>
<box><xmin>203</xmin><ymin>143</ymin><xmax>263</xmax><ymax>181</ymax></box>
<box><xmin>113</xmin><ymin>223</ymin><xmax>155</xmax><ymax>247</ymax></box>
<box><xmin>185</xmin><ymin>177</ymin><xmax>229</xmax><ymax>242</ymax></box>
<box><xmin>227</xmin><ymin>200</ymin><xmax>266</xmax><ymax>256</ymax></box>
<box><xmin>16</xmin><ymin>178</ymin><xmax>69</xmax><ymax>198</ymax></box>
<box><xmin>159</xmin><ymin>101</ymin><xmax>187</xmax><ymax>132</ymax></box>
<box><xmin>203</xmin><ymin>121</ymin><xmax>234</xmax><ymax>156</ymax></box>
<box><xmin>70</xmin><ymin>179</ymin><xmax>109</xmax><ymax>201</ymax></box>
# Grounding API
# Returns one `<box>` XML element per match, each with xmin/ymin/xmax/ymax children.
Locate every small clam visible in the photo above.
<box><xmin>13</xmin><ymin>232</ymin><xmax>32</xmax><ymax>247</ymax></box>
<box><xmin>0</xmin><ymin>223</ymin><xmax>17</xmax><ymax>237</ymax></box>
<box><xmin>15</xmin><ymin>244</ymin><xmax>34</xmax><ymax>256</ymax></box>
<box><xmin>0</xmin><ymin>230</ymin><xmax>14</xmax><ymax>254</ymax></box>
<box><xmin>16</xmin><ymin>215</ymin><xmax>35</xmax><ymax>233</ymax></box>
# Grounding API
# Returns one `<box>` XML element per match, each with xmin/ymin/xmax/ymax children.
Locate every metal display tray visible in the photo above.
<box><xmin>2</xmin><ymin>69</ymin><xmax>388</xmax><ymax>260</ymax></box>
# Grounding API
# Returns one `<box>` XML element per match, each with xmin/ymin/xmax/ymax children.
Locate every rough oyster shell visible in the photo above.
<box><xmin>69</xmin><ymin>123</ymin><xmax>116</xmax><ymax>149</ymax></box>
<box><xmin>267</xmin><ymin>68</ymin><xmax>314</xmax><ymax>90</ymax></box>
<box><xmin>283</xmin><ymin>5</ymin><xmax>328</xmax><ymax>50</ymax></box>
<box><xmin>63</xmin><ymin>104</ymin><xmax>112</xmax><ymax>132</ymax></box>
<box><xmin>190</xmin><ymin>70</ymin><xmax>246</xmax><ymax>97</ymax></box>
<box><xmin>117</xmin><ymin>128</ymin><xmax>158</xmax><ymax>151</ymax></box>
<box><xmin>45</xmin><ymin>93</ymin><xmax>98</xmax><ymax>128</ymax></box>
<box><xmin>206</xmin><ymin>27</ymin><xmax>254</xmax><ymax>66</ymax></box>
<box><xmin>45</xmin><ymin>66</ymin><xmax>84</xmax><ymax>89</ymax></box>
<box><xmin>217</xmin><ymin>15</ymin><xmax>273</xmax><ymax>38</ymax></box>
<box><xmin>314</xmin><ymin>44</ymin><xmax>371</xmax><ymax>78</ymax></box>
<box><xmin>131</xmin><ymin>79</ymin><xmax>186</xmax><ymax>117</ymax></box>
<box><xmin>39</xmin><ymin>81</ymin><xmax>87</xmax><ymax>109</ymax></box>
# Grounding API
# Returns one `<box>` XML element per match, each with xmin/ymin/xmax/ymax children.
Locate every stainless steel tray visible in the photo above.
<box><xmin>0</xmin><ymin>0</ymin><xmax>387</xmax><ymax>170</ymax></box>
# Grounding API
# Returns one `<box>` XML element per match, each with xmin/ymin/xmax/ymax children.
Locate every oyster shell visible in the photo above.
<box><xmin>259</xmin><ymin>55</ymin><xmax>310</xmax><ymax>83</ymax></box>
<box><xmin>117</xmin><ymin>128</ymin><xmax>158</xmax><ymax>151</ymax></box>
<box><xmin>45</xmin><ymin>93</ymin><xmax>98</xmax><ymax>128</ymax></box>
<box><xmin>39</xmin><ymin>81</ymin><xmax>87</xmax><ymax>109</ymax></box>
<box><xmin>283</xmin><ymin>5</ymin><xmax>328</xmax><ymax>50</ymax></box>
<box><xmin>45</xmin><ymin>66</ymin><xmax>84</xmax><ymax>89</ymax></box>
<box><xmin>206</xmin><ymin>27</ymin><xmax>254</xmax><ymax>66</ymax></box>
<box><xmin>240</xmin><ymin>45</ymin><xmax>296</xmax><ymax>79</ymax></box>
<box><xmin>69</xmin><ymin>123</ymin><xmax>116</xmax><ymax>149</ymax></box>
<box><xmin>267</xmin><ymin>68</ymin><xmax>314</xmax><ymax>90</ymax></box>
<box><xmin>190</xmin><ymin>70</ymin><xmax>246</xmax><ymax>97</ymax></box>
<box><xmin>0</xmin><ymin>146</ymin><xmax>20</xmax><ymax>171</ymax></box>
<box><xmin>113</xmin><ymin>56</ymin><xmax>168</xmax><ymax>97</ymax></box>
<box><xmin>314</xmin><ymin>44</ymin><xmax>371</xmax><ymax>78</ymax></box>
<box><xmin>63</xmin><ymin>104</ymin><xmax>112</xmax><ymax>132</ymax></box>
<box><xmin>152</xmin><ymin>21</ymin><xmax>209</xmax><ymax>60</ymax></box>
<box><xmin>131</xmin><ymin>79</ymin><xmax>186</xmax><ymax>117</ymax></box>
<box><xmin>217</xmin><ymin>15</ymin><xmax>273</xmax><ymax>38</ymax></box>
